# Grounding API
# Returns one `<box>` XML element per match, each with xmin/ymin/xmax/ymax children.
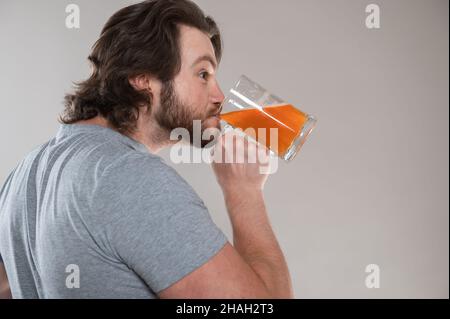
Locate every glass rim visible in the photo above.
<box><xmin>282</xmin><ymin>115</ymin><xmax>317</xmax><ymax>161</ymax></box>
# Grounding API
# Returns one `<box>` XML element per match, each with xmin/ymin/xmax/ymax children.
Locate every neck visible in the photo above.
<box><xmin>74</xmin><ymin>115</ymin><xmax>175</xmax><ymax>154</ymax></box>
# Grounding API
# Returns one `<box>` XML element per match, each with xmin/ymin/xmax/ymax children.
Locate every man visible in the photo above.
<box><xmin>0</xmin><ymin>0</ymin><xmax>293</xmax><ymax>298</ymax></box>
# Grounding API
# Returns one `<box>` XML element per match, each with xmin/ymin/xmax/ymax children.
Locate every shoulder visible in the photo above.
<box><xmin>1</xmin><ymin>140</ymin><xmax>51</xmax><ymax>187</ymax></box>
<box><xmin>94</xmin><ymin>153</ymin><xmax>200</xmax><ymax>207</ymax></box>
<box><xmin>103</xmin><ymin>153</ymin><xmax>188</xmax><ymax>188</ymax></box>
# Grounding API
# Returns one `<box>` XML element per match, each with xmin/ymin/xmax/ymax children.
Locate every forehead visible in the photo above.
<box><xmin>178</xmin><ymin>24</ymin><xmax>217</xmax><ymax>69</ymax></box>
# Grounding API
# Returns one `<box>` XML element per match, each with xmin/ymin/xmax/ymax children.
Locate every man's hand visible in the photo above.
<box><xmin>211</xmin><ymin>131</ymin><xmax>271</xmax><ymax>196</ymax></box>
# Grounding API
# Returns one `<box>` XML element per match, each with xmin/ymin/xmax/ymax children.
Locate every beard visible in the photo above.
<box><xmin>155</xmin><ymin>80</ymin><xmax>221</xmax><ymax>148</ymax></box>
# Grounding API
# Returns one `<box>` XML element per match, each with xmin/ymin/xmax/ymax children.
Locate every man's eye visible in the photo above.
<box><xmin>199</xmin><ymin>71</ymin><xmax>209</xmax><ymax>80</ymax></box>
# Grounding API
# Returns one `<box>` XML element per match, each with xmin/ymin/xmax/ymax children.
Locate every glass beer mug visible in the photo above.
<box><xmin>219</xmin><ymin>75</ymin><xmax>317</xmax><ymax>161</ymax></box>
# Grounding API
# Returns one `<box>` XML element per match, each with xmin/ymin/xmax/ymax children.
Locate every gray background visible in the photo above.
<box><xmin>0</xmin><ymin>0</ymin><xmax>448</xmax><ymax>298</ymax></box>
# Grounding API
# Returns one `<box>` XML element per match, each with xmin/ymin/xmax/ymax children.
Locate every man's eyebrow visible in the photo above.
<box><xmin>191</xmin><ymin>54</ymin><xmax>217</xmax><ymax>70</ymax></box>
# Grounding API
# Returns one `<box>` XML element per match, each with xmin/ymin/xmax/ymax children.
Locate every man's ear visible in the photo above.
<box><xmin>129</xmin><ymin>74</ymin><xmax>152</xmax><ymax>92</ymax></box>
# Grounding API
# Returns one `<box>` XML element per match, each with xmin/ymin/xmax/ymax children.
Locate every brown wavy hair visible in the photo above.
<box><xmin>60</xmin><ymin>0</ymin><xmax>222</xmax><ymax>134</ymax></box>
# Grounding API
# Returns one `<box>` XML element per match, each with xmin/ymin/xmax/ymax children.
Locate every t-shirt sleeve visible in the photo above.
<box><xmin>94</xmin><ymin>155</ymin><xmax>228</xmax><ymax>294</ymax></box>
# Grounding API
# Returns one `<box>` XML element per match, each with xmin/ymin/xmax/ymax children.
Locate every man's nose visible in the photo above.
<box><xmin>212</xmin><ymin>82</ymin><xmax>226</xmax><ymax>112</ymax></box>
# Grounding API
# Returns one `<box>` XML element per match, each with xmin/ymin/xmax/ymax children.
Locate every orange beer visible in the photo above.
<box><xmin>220</xmin><ymin>103</ymin><xmax>309</xmax><ymax>156</ymax></box>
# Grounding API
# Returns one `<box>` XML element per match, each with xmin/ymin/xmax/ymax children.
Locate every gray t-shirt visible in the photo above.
<box><xmin>0</xmin><ymin>124</ymin><xmax>227</xmax><ymax>299</ymax></box>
